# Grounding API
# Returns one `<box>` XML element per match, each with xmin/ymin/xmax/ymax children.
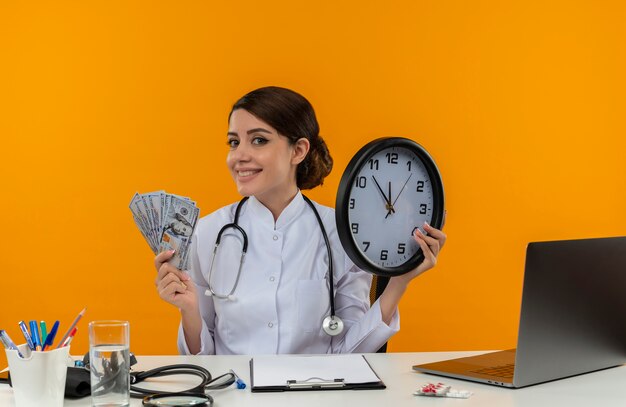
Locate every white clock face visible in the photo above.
<box><xmin>347</xmin><ymin>146</ymin><xmax>435</xmax><ymax>268</ymax></box>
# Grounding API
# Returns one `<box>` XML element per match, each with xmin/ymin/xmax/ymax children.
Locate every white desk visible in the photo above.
<box><xmin>2</xmin><ymin>351</ymin><xmax>625</xmax><ymax>406</ymax></box>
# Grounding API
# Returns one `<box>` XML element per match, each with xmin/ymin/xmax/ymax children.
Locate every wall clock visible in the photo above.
<box><xmin>335</xmin><ymin>137</ymin><xmax>445</xmax><ymax>277</ymax></box>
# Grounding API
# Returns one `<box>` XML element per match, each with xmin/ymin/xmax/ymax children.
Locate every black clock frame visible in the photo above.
<box><xmin>335</xmin><ymin>137</ymin><xmax>445</xmax><ymax>277</ymax></box>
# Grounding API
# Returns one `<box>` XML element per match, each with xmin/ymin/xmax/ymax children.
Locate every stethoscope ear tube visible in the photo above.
<box><xmin>205</xmin><ymin>213</ymin><xmax>248</xmax><ymax>299</ymax></box>
<box><xmin>302</xmin><ymin>195</ymin><xmax>344</xmax><ymax>336</ymax></box>
<box><xmin>215</xmin><ymin>223</ymin><xmax>248</xmax><ymax>253</ymax></box>
<box><xmin>132</xmin><ymin>364</ymin><xmax>236</xmax><ymax>400</ymax></box>
<box><xmin>131</xmin><ymin>364</ymin><xmax>211</xmax><ymax>396</ymax></box>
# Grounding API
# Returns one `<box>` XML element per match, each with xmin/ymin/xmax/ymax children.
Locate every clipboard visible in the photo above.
<box><xmin>249</xmin><ymin>354</ymin><xmax>386</xmax><ymax>392</ymax></box>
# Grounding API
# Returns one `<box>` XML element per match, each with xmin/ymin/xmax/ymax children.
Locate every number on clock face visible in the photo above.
<box><xmin>347</xmin><ymin>146</ymin><xmax>434</xmax><ymax>268</ymax></box>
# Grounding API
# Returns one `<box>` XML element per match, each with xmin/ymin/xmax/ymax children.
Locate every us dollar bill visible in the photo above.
<box><xmin>159</xmin><ymin>195</ymin><xmax>199</xmax><ymax>269</ymax></box>
<box><xmin>130</xmin><ymin>191</ymin><xmax>199</xmax><ymax>269</ymax></box>
<box><xmin>129</xmin><ymin>193</ymin><xmax>158</xmax><ymax>253</ymax></box>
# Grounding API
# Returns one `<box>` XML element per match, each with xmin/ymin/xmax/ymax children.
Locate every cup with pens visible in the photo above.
<box><xmin>0</xmin><ymin>308</ymin><xmax>86</xmax><ymax>407</ymax></box>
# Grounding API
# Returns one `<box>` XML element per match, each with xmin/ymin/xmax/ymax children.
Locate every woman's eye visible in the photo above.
<box><xmin>227</xmin><ymin>139</ymin><xmax>239</xmax><ymax>148</ymax></box>
<box><xmin>252</xmin><ymin>137</ymin><xmax>268</xmax><ymax>145</ymax></box>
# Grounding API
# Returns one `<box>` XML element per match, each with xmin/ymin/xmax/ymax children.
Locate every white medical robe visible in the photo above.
<box><xmin>177</xmin><ymin>192</ymin><xmax>399</xmax><ymax>354</ymax></box>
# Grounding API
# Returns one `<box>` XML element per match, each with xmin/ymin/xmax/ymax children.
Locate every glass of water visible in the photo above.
<box><xmin>88</xmin><ymin>320</ymin><xmax>130</xmax><ymax>407</ymax></box>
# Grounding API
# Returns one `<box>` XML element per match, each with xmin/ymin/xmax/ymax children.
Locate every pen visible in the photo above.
<box><xmin>42</xmin><ymin>320</ymin><xmax>60</xmax><ymax>351</ymax></box>
<box><xmin>0</xmin><ymin>330</ymin><xmax>23</xmax><ymax>357</ymax></box>
<box><xmin>56</xmin><ymin>307</ymin><xmax>86</xmax><ymax>349</ymax></box>
<box><xmin>18</xmin><ymin>321</ymin><xmax>35</xmax><ymax>351</ymax></box>
<box><xmin>40</xmin><ymin>321</ymin><xmax>48</xmax><ymax>344</ymax></box>
<box><xmin>29</xmin><ymin>320</ymin><xmax>42</xmax><ymax>351</ymax></box>
<box><xmin>230</xmin><ymin>369</ymin><xmax>247</xmax><ymax>389</ymax></box>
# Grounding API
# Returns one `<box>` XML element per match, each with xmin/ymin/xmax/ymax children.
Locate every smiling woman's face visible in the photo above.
<box><xmin>226</xmin><ymin>109</ymin><xmax>299</xmax><ymax>202</ymax></box>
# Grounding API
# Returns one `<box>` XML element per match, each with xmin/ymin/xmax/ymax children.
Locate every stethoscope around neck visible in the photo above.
<box><xmin>204</xmin><ymin>195</ymin><xmax>344</xmax><ymax>336</ymax></box>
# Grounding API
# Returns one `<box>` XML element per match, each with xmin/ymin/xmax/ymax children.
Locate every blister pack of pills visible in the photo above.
<box><xmin>414</xmin><ymin>382</ymin><xmax>473</xmax><ymax>398</ymax></box>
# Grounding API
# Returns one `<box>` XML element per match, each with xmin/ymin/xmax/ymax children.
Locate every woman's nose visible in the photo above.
<box><xmin>229</xmin><ymin>142</ymin><xmax>251</xmax><ymax>162</ymax></box>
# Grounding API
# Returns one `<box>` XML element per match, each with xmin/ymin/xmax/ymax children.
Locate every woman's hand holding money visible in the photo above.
<box><xmin>155</xmin><ymin>250</ymin><xmax>203</xmax><ymax>354</ymax></box>
<box><xmin>155</xmin><ymin>250</ymin><xmax>198</xmax><ymax>312</ymax></box>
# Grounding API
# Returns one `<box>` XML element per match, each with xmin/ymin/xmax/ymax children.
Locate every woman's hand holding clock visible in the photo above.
<box><xmin>393</xmin><ymin>218</ymin><xmax>446</xmax><ymax>284</ymax></box>
<box><xmin>379</xmin><ymin>220</ymin><xmax>446</xmax><ymax>325</ymax></box>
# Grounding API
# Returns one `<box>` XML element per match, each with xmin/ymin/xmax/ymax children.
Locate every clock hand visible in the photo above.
<box><xmin>391</xmin><ymin>173</ymin><xmax>413</xmax><ymax>207</ymax></box>
<box><xmin>372</xmin><ymin>176</ymin><xmax>394</xmax><ymax>214</ymax></box>
<box><xmin>386</xmin><ymin>174</ymin><xmax>413</xmax><ymax>219</ymax></box>
<box><xmin>385</xmin><ymin>181</ymin><xmax>396</xmax><ymax>219</ymax></box>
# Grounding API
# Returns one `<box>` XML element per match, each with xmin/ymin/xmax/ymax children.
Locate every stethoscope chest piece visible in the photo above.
<box><xmin>322</xmin><ymin>315</ymin><xmax>344</xmax><ymax>336</ymax></box>
<box><xmin>143</xmin><ymin>393</ymin><xmax>213</xmax><ymax>406</ymax></box>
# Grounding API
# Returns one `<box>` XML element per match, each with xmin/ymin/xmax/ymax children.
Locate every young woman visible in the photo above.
<box><xmin>154</xmin><ymin>86</ymin><xmax>446</xmax><ymax>355</ymax></box>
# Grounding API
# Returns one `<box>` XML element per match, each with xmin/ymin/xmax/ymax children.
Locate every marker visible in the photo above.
<box><xmin>56</xmin><ymin>307</ymin><xmax>86</xmax><ymax>349</ymax></box>
<box><xmin>18</xmin><ymin>321</ymin><xmax>35</xmax><ymax>351</ymax></box>
<box><xmin>230</xmin><ymin>369</ymin><xmax>247</xmax><ymax>389</ymax></box>
<box><xmin>40</xmin><ymin>321</ymin><xmax>48</xmax><ymax>344</ymax></box>
<box><xmin>29</xmin><ymin>320</ymin><xmax>42</xmax><ymax>351</ymax></box>
<box><xmin>0</xmin><ymin>330</ymin><xmax>23</xmax><ymax>357</ymax></box>
<box><xmin>42</xmin><ymin>320</ymin><xmax>60</xmax><ymax>351</ymax></box>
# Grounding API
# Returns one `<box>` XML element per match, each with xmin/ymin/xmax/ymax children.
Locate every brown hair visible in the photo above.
<box><xmin>229</xmin><ymin>86</ymin><xmax>333</xmax><ymax>190</ymax></box>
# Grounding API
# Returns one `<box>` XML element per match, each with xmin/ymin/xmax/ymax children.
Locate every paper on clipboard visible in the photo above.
<box><xmin>250</xmin><ymin>354</ymin><xmax>383</xmax><ymax>389</ymax></box>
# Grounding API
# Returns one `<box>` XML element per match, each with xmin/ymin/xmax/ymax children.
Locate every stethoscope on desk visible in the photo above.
<box><xmin>204</xmin><ymin>195</ymin><xmax>345</xmax><ymax>336</ymax></box>
<box><xmin>83</xmin><ymin>352</ymin><xmax>234</xmax><ymax>406</ymax></box>
<box><xmin>134</xmin><ymin>364</ymin><xmax>237</xmax><ymax>406</ymax></box>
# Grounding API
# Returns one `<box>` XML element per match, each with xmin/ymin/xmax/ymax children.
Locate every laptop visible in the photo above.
<box><xmin>413</xmin><ymin>236</ymin><xmax>626</xmax><ymax>388</ymax></box>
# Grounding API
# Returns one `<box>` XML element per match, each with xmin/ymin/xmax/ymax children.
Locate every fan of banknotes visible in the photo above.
<box><xmin>129</xmin><ymin>191</ymin><xmax>200</xmax><ymax>270</ymax></box>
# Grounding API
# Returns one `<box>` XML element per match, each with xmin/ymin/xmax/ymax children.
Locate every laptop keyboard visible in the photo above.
<box><xmin>470</xmin><ymin>364</ymin><xmax>515</xmax><ymax>378</ymax></box>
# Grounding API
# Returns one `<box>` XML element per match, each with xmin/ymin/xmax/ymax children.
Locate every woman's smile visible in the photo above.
<box><xmin>237</xmin><ymin>169</ymin><xmax>262</xmax><ymax>178</ymax></box>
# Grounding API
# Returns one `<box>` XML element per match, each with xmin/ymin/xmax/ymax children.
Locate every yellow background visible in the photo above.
<box><xmin>1</xmin><ymin>1</ymin><xmax>625</xmax><ymax>366</ymax></box>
